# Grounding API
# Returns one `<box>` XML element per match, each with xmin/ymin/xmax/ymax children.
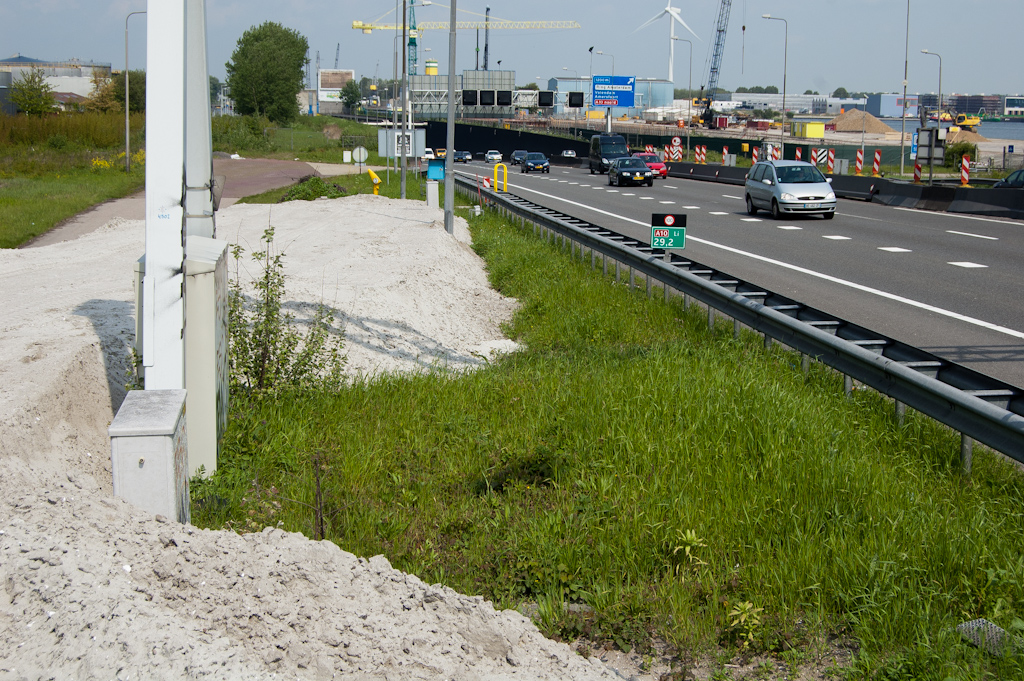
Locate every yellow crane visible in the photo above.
<box><xmin>353</xmin><ymin>19</ymin><xmax>582</xmax><ymax>31</ymax></box>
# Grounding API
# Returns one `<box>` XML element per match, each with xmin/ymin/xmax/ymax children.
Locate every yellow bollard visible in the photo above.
<box><xmin>368</xmin><ymin>169</ymin><xmax>381</xmax><ymax>195</ymax></box>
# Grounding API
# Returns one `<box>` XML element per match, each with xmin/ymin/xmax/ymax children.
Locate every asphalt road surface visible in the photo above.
<box><xmin>458</xmin><ymin>160</ymin><xmax>1024</xmax><ymax>388</ymax></box>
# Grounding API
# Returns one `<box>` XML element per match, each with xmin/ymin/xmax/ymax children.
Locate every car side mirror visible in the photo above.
<box><xmin>762</xmin><ymin>178</ymin><xmax>772</xmax><ymax>186</ymax></box>
<box><xmin>826</xmin><ymin>177</ymin><xmax>833</xmax><ymax>183</ymax></box>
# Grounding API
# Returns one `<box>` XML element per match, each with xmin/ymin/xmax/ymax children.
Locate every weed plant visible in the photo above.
<box><xmin>192</xmin><ymin>203</ymin><xmax>1024</xmax><ymax>679</ymax></box>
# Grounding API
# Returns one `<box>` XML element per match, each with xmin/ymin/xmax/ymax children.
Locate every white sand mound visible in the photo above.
<box><xmin>0</xmin><ymin>195</ymin><xmax>620</xmax><ymax>680</ymax></box>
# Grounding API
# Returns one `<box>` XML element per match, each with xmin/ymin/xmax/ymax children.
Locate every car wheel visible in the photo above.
<box><xmin>590</xmin><ymin>165</ymin><xmax>595</xmax><ymax>175</ymax></box>
<box><xmin>745</xmin><ymin>195</ymin><xmax>757</xmax><ymax>215</ymax></box>
<box><xmin>608</xmin><ymin>175</ymin><xmax>614</xmax><ymax>186</ymax></box>
<box><xmin>822</xmin><ymin>211</ymin><xmax>835</xmax><ymax>220</ymax></box>
<box><xmin>647</xmin><ymin>179</ymin><xmax>654</xmax><ymax>187</ymax></box>
<box><xmin>771</xmin><ymin>200</ymin><xmax>781</xmax><ymax>220</ymax></box>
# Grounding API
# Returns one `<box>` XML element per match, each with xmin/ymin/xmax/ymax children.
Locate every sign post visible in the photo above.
<box><xmin>651</xmin><ymin>213</ymin><xmax>686</xmax><ymax>251</ymax></box>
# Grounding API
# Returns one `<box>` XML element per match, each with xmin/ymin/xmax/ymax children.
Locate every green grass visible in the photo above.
<box><xmin>192</xmin><ymin>200</ymin><xmax>1024</xmax><ymax>679</ymax></box>
<box><xmin>236</xmin><ymin>169</ymin><xmax>430</xmax><ymax>204</ymax></box>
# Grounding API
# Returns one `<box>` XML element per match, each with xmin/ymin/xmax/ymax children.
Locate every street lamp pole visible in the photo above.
<box><xmin>899</xmin><ymin>0</ymin><xmax>910</xmax><ymax>177</ymax></box>
<box><xmin>762</xmin><ymin>14</ymin><xmax>787</xmax><ymax>159</ymax></box>
<box><xmin>672</xmin><ymin>37</ymin><xmax>692</xmax><ymax>160</ymax></box>
<box><xmin>595</xmin><ymin>50</ymin><xmax>615</xmax><ymax>133</ymax></box>
<box><xmin>125</xmin><ymin>10</ymin><xmax>146</xmax><ymax>173</ymax></box>
<box><xmin>921</xmin><ymin>49</ymin><xmax>941</xmax><ymax>185</ymax></box>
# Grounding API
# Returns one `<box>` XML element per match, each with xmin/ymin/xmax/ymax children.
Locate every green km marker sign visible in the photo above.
<box><xmin>651</xmin><ymin>213</ymin><xmax>686</xmax><ymax>249</ymax></box>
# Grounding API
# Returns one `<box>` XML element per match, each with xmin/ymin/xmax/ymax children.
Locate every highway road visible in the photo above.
<box><xmin>456</xmin><ymin>160</ymin><xmax>1024</xmax><ymax>388</ymax></box>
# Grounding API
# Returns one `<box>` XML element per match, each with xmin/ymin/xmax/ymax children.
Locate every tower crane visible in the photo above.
<box><xmin>353</xmin><ymin>5</ymin><xmax>580</xmax><ymax>75</ymax></box>
<box><xmin>696</xmin><ymin>0</ymin><xmax>732</xmax><ymax>128</ymax></box>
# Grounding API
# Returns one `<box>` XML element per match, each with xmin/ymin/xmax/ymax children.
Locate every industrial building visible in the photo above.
<box><xmin>0</xmin><ymin>54</ymin><xmax>111</xmax><ymax>114</ymax></box>
<box><xmin>866</xmin><ymin>93</ymin><xmax>918</xmax><ymax>119</ymax></box>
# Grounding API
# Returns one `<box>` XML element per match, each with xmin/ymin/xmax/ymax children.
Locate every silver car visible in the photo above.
<box><xmin>745</xmin><ymin>160</ymin><xmax>836</xmax><ymax>219</ymax></box>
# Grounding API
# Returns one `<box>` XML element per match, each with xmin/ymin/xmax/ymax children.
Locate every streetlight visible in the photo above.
<box><xmin>762</xmin><ymin>14</ymin><xmax>787</xmax><ymax>159</ymax></box>
<box><xmin>124</xmin><ymin>10</ymin><xmax>146</xmax><ymax>173</ymax></box>
<box><xmin>921</xmin><ymin>49</ymin><xmax>941</xmax><ymax>124</ymax></box>
<box><xmin>921</xmin><ymin>49</ymin><xmax>941</xmax><ymax>185</ymax></box>
<box><xmin>899</xmin><ymin>0</ymin><xmax>910</xmax><ymax>177</ymax></box>
<box><xmin>595</xmin><ymin>50</ymin><xmax>615</xmax><ymax>132</ymax></box>
<box><xmin>595</xmin><ymin>50</ymin><xmax>615</xmax><ymax>76</ymax></box>
<box><xmin>672</xmin><ymin>36</ymin><xmax>692</xmax><ymax>160</ymax></box>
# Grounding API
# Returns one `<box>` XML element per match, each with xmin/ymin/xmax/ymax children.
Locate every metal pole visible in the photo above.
<box><xmin>125</xmin><ymin>10</ymin><xmax>146</xmax><ymax>173</ymax></box>
<box><xmin>674</xmin><ymin>38</ymin><xmax>692</xmax><ymax>160</ymax></box>
<box><xmin>922</xmin><ymin>50</ymin><xmax>941</xmax><ymax>186</ymax></box>
<box><xmin>900</xmin><ymin>0</ymin><xmax>910</xmax><ymax>177</ymax></box>
<box><xmin>762</xmin><ymin>15</ymin><xmax>787</xmax><ymax>159</ymax></box>
<box><xmin>401</xmin><ymin>0</ymin><xmax>408</xmax><ymax>199</ymax></box>
<box><xmin>443</xmin><ymin>0</ymin><xmax>456</xmax><ymax>234</ymax></box>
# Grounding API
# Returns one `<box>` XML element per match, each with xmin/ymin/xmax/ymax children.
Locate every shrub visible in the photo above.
<box><xmin>279</xmin><ymin>175</ymin><xmax>347</xmax><ymax>202</ymax></box>
<box><xmin>944</xmin><ymin>141</ymin><xmax>978</xmax><ymax>168</ymax></box>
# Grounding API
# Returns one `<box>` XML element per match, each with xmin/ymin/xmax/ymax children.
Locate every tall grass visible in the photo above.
<box><xmin>0</xmin><ymin>111</ymin><xmax>142</xmax><ymax>149</ymax></box>
<box><xmin>193</xmin><ymin>196</ymin><xmax>1024</xmax><ymax>679</ymax></box>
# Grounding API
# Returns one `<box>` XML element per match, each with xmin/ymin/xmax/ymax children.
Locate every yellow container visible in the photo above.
<box><xmin>791</xmin><ymin>121</ymin><xmax>825</xmax><ymax>138</ymax></box>
<box><xmin>741</xmin><ymin>143</ymin><xmax>749</xmax><ymax>153</ymax></box>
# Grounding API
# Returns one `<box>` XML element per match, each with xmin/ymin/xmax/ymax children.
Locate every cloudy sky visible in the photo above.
<box><xmin>1</xmin><ymin>0</ymin><xmax>1018</xmax><ymax>97</ymax></box>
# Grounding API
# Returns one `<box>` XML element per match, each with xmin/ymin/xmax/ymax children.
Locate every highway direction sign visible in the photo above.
<box><xmin>592</xmin><ymin>75</ymin><xmax>635</xmax><ymax>108</ymax></box>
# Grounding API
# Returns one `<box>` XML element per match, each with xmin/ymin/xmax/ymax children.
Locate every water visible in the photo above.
<box><xmin>881</xmin><ymin>119</ymin><xmax>1024</xmax><ymax>142</ymax></box>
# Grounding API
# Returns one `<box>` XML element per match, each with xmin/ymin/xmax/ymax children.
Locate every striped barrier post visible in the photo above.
<box><xmin>914</xmin><ymin>163</ymin><xmax>922</xmax><ymax>184</ymax></box>
<box><xmin>703</xmin><ymin>145</ymin><xmax>709</xmax><ymax>164</ymax></box>
<box><xmin>827</xmin><ymin>148</ymin><xmax>836</xmax><ymax>174</ymax></box>
<box><xmin>752</xmin><ymin>147</ymin><xmax>759</xmax><ymax>163</ymax></box>
<box><xmin>872</xmin><ymin>149</ymin><xmax>881</xmax><ymax>177</ymax></box>
<box><xmin>795</xmin><ymin>147</ymin><xmax>802</xmax><ymax>161</ymax></box>
<box><xmin>645</xmin><ymin>144</ymin><xmax>655</xmax><ymax>153</ymax></box>
<box><xmin>817</xmin><ymin>148</ymin><xmax>828</xmax><ymax>166</ymax></box>
<box><xmin>961</xmin><ymin>155</ymin><xmax>971</xmax><ymax>185</ymax></box>
<box><xmin>773</xmin><ymin>146</ymin><xmax>781</xmax><ymax>161</ymax></box>
<box><xmin>722</xmin><ymin>146</ymin><xmax>729</xmax><ymax>161</ymax></box>
<box><xmin>855</xmin><ymin>149</ymin><xmax>864</xmax><ymax>175</ymax></box>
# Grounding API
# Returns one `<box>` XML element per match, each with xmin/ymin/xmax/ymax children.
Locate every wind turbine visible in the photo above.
<box><xmin>634</xmin><ymin>1</ymin><xmax>700</xmax><ymax>83</ymax></box>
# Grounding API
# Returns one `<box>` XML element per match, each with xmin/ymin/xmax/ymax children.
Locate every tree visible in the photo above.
<box><xmin>832</xmin><ymin>87</ymin><xmax>850</xmax><ymax>99</ymax></box>
<box><xmin>108</xmin><ymin>70</ymin><xmax>146</xmax><ymax>113</ymax></box>
<box><xmin>341</xmin><ymin>80</ymin><xmax>361</xmax><ymax>111</ymax></box>
<box><xmin>518</xmin><ymin>82</ymin><xmax>539</xmax><ymax>91</ymax></box>
<box><xmin>765</xmin><ymin>85</ymin><xmax>779</xmax><ymax>94</ymax></box>
<box><xmin>210</xmin><ymin>75</ymin><xmax>223</xmax><ymax>102</ymax></box>
<box><xmin>84</xmin><ymin>72</ymin><xmax>121</xmax><ymax>113</ymax></box>
<box><xmin>226</xmin><ymin>21</ymin><xmax>308</xmax><ymax>124</ymax></box>
<box><xmin>803</xmin><ymin>89</ymin><xmax>819</xmax><ymax>95</ymax></box>
<box><xmin>10</xmin><ymin>67</ymin><xmax>56</xmax><ymax>115</ymax></box>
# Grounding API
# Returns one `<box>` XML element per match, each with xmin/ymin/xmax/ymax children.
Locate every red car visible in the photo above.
<box><xmin>632</xmin><ymin>152</ymin><xmax>668</xmax><ymax>179</ymax></box>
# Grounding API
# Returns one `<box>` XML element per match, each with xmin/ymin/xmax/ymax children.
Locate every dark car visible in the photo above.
<box><xmin>453</xmin><ymin>150</ymin><xmax>472</xmax><ymax>163</ymax></box>
<box><xmin>744</xmin><ymin>160</ymin><xmax>836</xmax><ymax>219</ymax></box>
<box><xmin>521</xmin><ymin>152</ymin><xmax>550</xmax><ymax>174</ymax></box>
<box><xmin>589</xmin><ymin>134</ymin><xmax>631</xmax><ymax>174</ymax></box>
<box><xmin>993</xmin><ymin>169</ymin><xmax>1024</xmax><ymax>188</ymax></box>
<box><xmin>510</xmin><ymin>150</ymin><xmax>528</xmax><ymax>166</ymax></box>
<box><xmin>607</xmin><ymin>157</ymin><xmax>654</xmax><ymax>186</ymax></box>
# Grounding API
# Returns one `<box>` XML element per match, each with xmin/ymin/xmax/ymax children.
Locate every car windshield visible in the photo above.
<box><xmin>602</xmin><ymin>143</ymin><xmax>630</xmax><ymax>155</ymax></box>
<box><xmin>635</xmin><ymin>154</ymin><xmax>659</xmax><ymax>163</ymax></box>
<box><xmin>617</xmin><ymin>159</ymin><xmax>648</xmax><ymax>170</ymax></box>
<box><xmin>776</xmin><ymin>165</ymin><xmax>826</xmax><ymax>184</ymax></box>
<box><xmin>526</xmin><ymin>153</ymin><xmax>546</xmax><ymax>161</ymax></box>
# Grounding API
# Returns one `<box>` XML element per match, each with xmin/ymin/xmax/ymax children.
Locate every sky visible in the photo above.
<box><xmin>1</xmin><ymin>0</ymin><xmax>1020</xmax><ymax>98</ymax></box>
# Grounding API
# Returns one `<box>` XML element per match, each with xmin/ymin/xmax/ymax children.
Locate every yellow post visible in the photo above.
<box><xmin>493</xmin><ymin>163</ymin><xmax>508</xmax><ymax>192</ymax></box>
<box><xmin>368</xmin><ymin>169</ymin><xmax>381</xmax><ymax>195</ymax></box>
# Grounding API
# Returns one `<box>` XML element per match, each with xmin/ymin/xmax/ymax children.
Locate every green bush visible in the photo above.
<box><xmin>944</xmin><ymin>141</ymin><xmax>978</xmax><ymax>168</ymax></box>
<box><xmin>279</xmin><ymin>175</ymin><xmax>347</xmax><ymax>202</ymax></box>
<box><xmin>211</xmin><ymin>114</ymin><xmax>273</xmax><ymax>153</ymax></box>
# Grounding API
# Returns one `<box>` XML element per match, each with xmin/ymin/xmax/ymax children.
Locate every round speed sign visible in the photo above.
<box><xmin>664</xmin><ymin>215</ymin><xmax>675</xmax><ymax>226</ymax></box>
<box><xmin>352</xmin><ymin>146</ymin><xmax>369</xmax><ymax>163</ymax></box>
<box><xmin>672</xmin><ymin>136</ymin><xmax>682</xmax><ymax>146</ymax></box>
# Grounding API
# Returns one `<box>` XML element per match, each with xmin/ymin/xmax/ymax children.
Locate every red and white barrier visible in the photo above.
<box><xmin>913</xmin><ymin>163</ymin><xmax>922</xmax><ymax>184</ymax></box>
<box><xmin>855</xmin><ymin>149</ymin><xmax>864</xmax><ymax>175</ymax></box>
<box><xmin>722</xmin><ymin>146</ymin><xmax>729</xmax><ymax>159</ymax></box>
<box><xmin>816</xmin><ymin>148</ymin><xmax>828</xmax><ymax>165</ymax></box>
<box><xmin>795</xmin><ymin>147</ymin><xmax>802</xmax><ymax>161</ymax></box>
<box><xmin>827</xmin><ymin>148</ymin><xmax>836</xmax><ymax>175</ymax></box>
<box><xmin>645</xmin><ymin>144</ymin><xmax>655</xmax><ymax>153</ymax></box>
<box><xmin>773</xmin><ymin>145</ymin><xmax>781</xmax><ymax>161</ymax></box>
<box><xmin>872</xmin><ymin>149</ymin><xmax>881</xmax><ymax>177</ymax></box>
<box><xmin>961</xmin><ymin>155</ymin><xmax>971</xmax><ymax>185</ymax></box>
<box><xmin>752</xmin><ymin>147</ymin><xmax>759</xmax><ymax>163</ymax></box>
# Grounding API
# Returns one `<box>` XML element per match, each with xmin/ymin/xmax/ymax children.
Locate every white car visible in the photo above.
<box><xmin>422</xmin><ymin>148</ymin><xmax>435</xmax><ymax>160</ymax></box>
<box><xmin>485</xmin><ymin>150</ymin><xmax>502</xmax><ymax>163</ymax></box>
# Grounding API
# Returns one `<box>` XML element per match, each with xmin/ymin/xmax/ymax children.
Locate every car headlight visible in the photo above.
<box><xmin>825</xmin><ymin>192</ymin><xmax>836</xmax><ymax>201</ymax></box>
<box><xmin>780</xmin><ymin>192</ymin><xmax>796</xmax><ymax>201</ymax></box>
<box><xmin>602</xmin><ymin>158</ymin><xmax>609</xmax><ymax>163</ymax></box>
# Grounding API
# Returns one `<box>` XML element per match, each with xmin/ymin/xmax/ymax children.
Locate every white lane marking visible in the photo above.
<box><xmin>484</xmin><ymin>179</ymin><xmax>1024</xmax><ymax>339</ymax></box>
<box><xmin>639</xmin><ymin>196</ymin><xmax>655</xmax><ymax>200</ymax></box>
<box><xmin>949</xmin><ymin>262</ymin><xmax>989</xmax><ymax>268</ymax></box>
<box><xmin>778</xmin><ymin>226</ymin><xmax>801</xmax><ymax>230</ymax></box>
<box><xmin>723</xmin><ymin>194</ymin><xmax>743</xmax><ymax>200</ymax></box>
<box><xmin>622</xmin><ymin>193</ymin><xmax>636</xmax><ymax>196</ymax></box>
<box><xmin>559</xmin><ymin>180</ymin><xmax>568</xmax><ymax>183</ymax></box>
<box><xmin>683</xmin><ymin>205</ymin><xmax>701</xmax><ymax>209</ymax></box>
<box><xmin>839</xmin><ymin>213</ymin><xmax>888</xmax><ymax>222</ymax></box>
<box><xmin>894</xmin><ymin>207</ymin><xmax>1020</xmax><ymax>225</ymax></box>
<box><xmin>947</xmin><ymin>230</ymin><xmax>998</xmax><ymax>240</ymax></box>
<box><xmin>607</xmin><ymin>190</ymin><xmax>620</xmax><ymax>193</ymax></box>
<box><xmin>741</xmin><ymin>218</ymin><xmax>762</xmax><ymax>222</ymax></box>
<box><xmin>664</xmin><ymin>185</ymin><xmax>678</xmax><ymax>189</ymax></box>
<box><xmin>823</xmin><ymin>235</ymin><xmax>851</xmax><ymax>240</ymax></box>
<box><xmin>709</xmin><ymin>211</ymin><xmax>729</xmax><ymax>215</ymax></box>
<box><xmin>659</xmin><ymin>200</ymin><xmax>675</xmax><ymax>204</ymax></box>
<box><xmin>569</xmin><ymin>182</ymin><xmax>579</xmax><ymax>185</ymax></box>
<box><xmin>878</xmin><ymin>247</ymin><xmax>912</xmax><ymax>252</ymax></box>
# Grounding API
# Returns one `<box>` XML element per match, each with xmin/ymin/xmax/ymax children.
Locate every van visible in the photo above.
<box><xmin>422</xmin><ymin>148</ymin><xmax>435</xmax><ymax>160</ymax></box>
<box><xmin>589</xmin><ymin>134</ymin><xmax>630</xmax><ymax>174</ymax></box>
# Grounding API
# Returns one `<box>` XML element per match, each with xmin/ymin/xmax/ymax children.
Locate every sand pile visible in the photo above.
<box><xmin>945</xmin><ymin>128</ymin><xmax>988</xmax><ymax>144</ymax></box>
<box><xmin>0</xmin><ymin>195</ymin><xmax>623</xmax><ymax>680</ymax></box>
<box><xmin>828</xmin><ymin>109</ymin><xmax>895</xmax><ymax>134</ymax></box>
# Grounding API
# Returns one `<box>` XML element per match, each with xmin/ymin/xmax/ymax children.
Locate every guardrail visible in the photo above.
<box><xmin>453</xmin><ymin>173</ymin><xmax>1024</xmax><ymax>470</ymax></box>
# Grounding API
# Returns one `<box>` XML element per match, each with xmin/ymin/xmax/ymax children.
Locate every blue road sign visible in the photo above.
<box><xmin>592</xmin><ymin>76</ymin><xmax>635</xmax><ymax>108</ymax></box>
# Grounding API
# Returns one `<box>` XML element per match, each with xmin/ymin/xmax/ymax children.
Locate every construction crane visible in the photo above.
<box><xmin>696</xmin><ymin>0</ymin><xmax>733</xmax><ymax>128</ymax></box>
<box><xmin>353</xmin><ymin>5</ymin><xmax>580</xmax><ymax>74</ymax></box>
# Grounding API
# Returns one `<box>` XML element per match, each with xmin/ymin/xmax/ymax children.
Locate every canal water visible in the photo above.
<box><xmin>882</xmin><ymin>119</ymin><xmax>1024</xmax><ymax>142</ymax></box>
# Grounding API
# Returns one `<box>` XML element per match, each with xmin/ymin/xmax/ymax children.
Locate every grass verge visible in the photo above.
<box><xmin>192</xmin><ymin>195</ymin><xmax>1024</xmax><ymax>679</ymax></box>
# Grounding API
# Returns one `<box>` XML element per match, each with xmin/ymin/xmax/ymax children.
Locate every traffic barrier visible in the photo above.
<box><xmin>828</xmin><ymin>148</ymin><xmax>836</xmax><ymax>174</ymax></box>
<box><xmin>722</xmin><ymin>146</ymin><xmax>729</xmax><ymax>159</ymax></box>
<box><xmin>816</xmin><ymin>147</ymin><xmax>828</xmax><ymax>165</ymax></box>
<box><xmin>697</xmin><ymin>146</ymin><xmax>706</xmax><ymax>164</ymax></box>
<box><xmin>752</xmin><ymin>147</ymin><xmax>759</xmax><ymax>163</ymax></box>
<box><xmin>914</xmin><ymin>163</ymin><xmax>922</xmax><ymax>184</ymax></box>
<box><xmin>772</xmin><ymin>145</ymin><xmax>781</xmax><ymax>161</ymax></box>
<box><xmin>795</xmin><ymin>147</ymin><xmax>802</xmax><ymax>161</ymax></box>
<box><xmin>872</xmin><ymin>149</ymin><xmax>881</xmax><ymax>177</ymax></box>
<box><xmin>961</xmin><ymin>155</ymin><xmax>971</xmax><ymax>185</ymax></box>
<box><xmin>855</xmin><ymin>149</ymin><xmax>864</xmax><ymax>175</ymax></box>
<box><xmin>645</xmin><ymin>144</ymin><xmax>655</xmax><ymax>153</ymax></box>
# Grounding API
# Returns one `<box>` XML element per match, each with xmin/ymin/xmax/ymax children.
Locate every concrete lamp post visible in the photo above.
<box><xmin>762</xmin><ymin>14</ymin><xmax>788</xmax><ymax>160</ymax></box>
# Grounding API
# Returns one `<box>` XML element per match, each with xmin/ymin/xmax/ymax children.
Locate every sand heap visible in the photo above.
<box><xmin>0</xmin><ymin>195</ymin><xmax>626</xmax><ymax>681</ymax></box>
<box><xmin>828</xmin><ymin>109</ymin><xmax>895</xmax><ymax>134</ymax></box>
<box><xmin>945</xmin><ymin>128</ymin><xmax>988</xmax><ymax>144</ymax></box>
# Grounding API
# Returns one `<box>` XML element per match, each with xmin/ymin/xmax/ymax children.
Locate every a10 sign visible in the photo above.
<box><xmin>651</xmin><ymin>213</ymin><xmax>686</xmax><ymax>249</ymax></box>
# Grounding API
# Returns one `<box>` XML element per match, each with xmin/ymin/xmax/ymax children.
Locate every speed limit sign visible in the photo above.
<box><xmin>672</xmin><ymin>136</ymin><xmax>682</xmax><ymax>146</ymax></box>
